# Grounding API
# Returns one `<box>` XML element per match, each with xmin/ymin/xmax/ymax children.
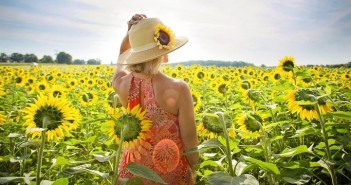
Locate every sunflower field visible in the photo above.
<box><xmin>0</xmin><ymin>56</ymin><xmax>351</xmax><ymax>185</ymax></box>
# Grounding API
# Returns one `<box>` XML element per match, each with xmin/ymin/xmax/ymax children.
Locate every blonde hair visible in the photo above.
<box><xmin>127</xmin><ymin>56</ymin><xmax>163</xmax><ymax>75</ymax></box>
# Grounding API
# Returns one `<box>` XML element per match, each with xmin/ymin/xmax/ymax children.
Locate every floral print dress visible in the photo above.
<box><xmin>118</xmin><ymin>75</ymin><xmax>194</xmax><ymax>185</ymax></box>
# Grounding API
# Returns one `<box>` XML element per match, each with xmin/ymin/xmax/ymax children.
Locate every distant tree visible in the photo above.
<box><xmin>87</xmin><ymin>58</ymin><xmax>101</xmax><ymax>65</ymax></box>
<box><xmin>39</xmin><ymin>55</ymin><xmax>54</xmax><ymax>63</ymax></box>
<box><xmin>23</xmin><ymin>53</ymin><xmax>38</xmax><ymax>63</ymax></box>
<box><xmin>56</xmin><ymin>51</ymin><xmax>72</xmax><ymax>64</ymax></box>
<box><xmin>10</xmin><ymin>53</ymin><xmax>24</xmax><ymax>63</ymax></box>
<box><xmin>0</xmin><ymin>53</ymin><xmax>8</xmax><ymax>63</ymax></box>
<box><xmin>73</xmin><ymin>59</ymin><xmax>86</xmax><ymax>65</ymax></box>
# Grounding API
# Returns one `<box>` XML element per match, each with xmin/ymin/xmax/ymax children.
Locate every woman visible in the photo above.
<box><xmin>112</xmin><ymin>14</ymin><xmax>199</xmax><ymax>184</ymax></box>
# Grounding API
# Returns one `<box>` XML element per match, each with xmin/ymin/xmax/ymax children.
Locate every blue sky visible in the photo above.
<box><xmin>0</xmin><ymin>0</ymin><xmax>350</xmax><ymax>66</ymax></box>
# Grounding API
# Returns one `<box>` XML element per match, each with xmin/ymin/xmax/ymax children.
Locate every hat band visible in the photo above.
<box><xmin>132</xmin><ymin>43</ymin><xmax>157</xmax><ymax>52</ymax></box>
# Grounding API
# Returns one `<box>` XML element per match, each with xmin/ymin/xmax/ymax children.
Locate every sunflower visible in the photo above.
<box><xmin>193</xmin><ymin>69</ymin><xmax>208</xmax><ymax>84</ymax></box>
<box><xmin>237</xmin><ymin>111</ymin><xmax>263</xmax><ymax>140</ymax></box>
<box><xmin>286</xmin><ymin>88</ymin><xmax>333</xmax><ymax>121</ymax></box>
<box><xmin>107</xmin><ymin>104</ymin><xmax>151</xmax><ymax>148</ymax></box>
<box><xmin>215</xmin><ymin>79</ymin><xmax>231</xmax><ymax>97</ymax></box>
<box><xmin>191</xmin><ymin>89</ymin><xmax>202</xmax><ymax>113</ymax></box>
<box><xmin>104</xmin><ymin>91</ymin><xmax>123</xmax><ymax>115</ymax></box>
<box><xmin>277</xmin><ymin>56</ymin><xmax>296</xmax><ymax>73</ymax></box>
<box><xmin>48</xmin><ymin>84</ymin><xmax>67</xmax><ymax>98</ymax></box>
<box><xmin>197</xmin><ymin>109</ymin><xmax>236</xmax><ymax>138</ymax></box>
<box><xmin>22</xmin><ymin>94</ymin><xmax>81</xmax><ymax>141</ymax></box>
<box><xmin>35</xmin><ymin>81</ymin><xmax>50</xmax><ymax>93</ymax></box>
<box><xmin>0</xmin><ymin>111</ymin><xmax>6</xmax><ymax>126</ymax></box>
<box><xmin>79</xmin><ymin>91</ymin><xmax>98</xmax><ymax>107</ymax></box>
<box><xmin>154</xmin><ymin>23</ymin><xmax>175</xmax><ymax>50</ymax></box>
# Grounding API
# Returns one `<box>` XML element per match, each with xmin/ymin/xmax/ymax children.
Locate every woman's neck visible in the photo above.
<box><xmin>132</xmin><ymin>72</ymin><xmax>158</xmax><ymax>79</ymax></box>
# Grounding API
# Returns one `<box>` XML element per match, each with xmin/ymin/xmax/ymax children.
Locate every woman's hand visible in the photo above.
<box><xmin>127</xmin><ymin>14</ymin><xmax>147</xmax><ymax>31</ymax></box>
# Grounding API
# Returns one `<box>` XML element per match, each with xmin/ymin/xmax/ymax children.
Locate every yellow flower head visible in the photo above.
<box><xmin>154</xmin><ymin>23</ymin><xmax>175</xmax><ymax>50</ymax></box>
<box><xmin>287</xmin><ymin>88</ymin><xmax>333</xmax><ymax>121</ymax></box>
<box><xmin>108</xmin><ymin>104</ymin><xmax>151</xmax><ymax>149</ymax></box>
<box><xmin>22</xmin><ymin>94</ymin><xmax>81</xmax><ymax>141</ymax></box>
<box><xmin>237</xmin><ymin>111</ymin><xmax>263</xmax><ymax>140</ymax></box>
<box><xmin>277</xmin><ymin>56</ymin><xmax>296</xmax><ymax>73</ymax></box>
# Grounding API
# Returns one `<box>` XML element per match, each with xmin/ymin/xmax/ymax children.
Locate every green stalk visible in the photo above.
<box><xmin>217</xmin><ymin>112</ymin><xmax>234</xmax><ymax>176</ymax></box>
<box><xmin>112</xmin><ymin>125</ymin><xmax>125</xmax><ymax>185</ymax></box>
<box><xmin>261</xmin><ymin>128</ymin><xmax>275</xmax><ymax>185</ymax></box>
<box><xmin>315</xmin><ymin>104</ymin><xmax>337</xmax><ymax>185</ymax></box>
<box><xmin>36</xmin><ymin>130</ymin><xmax>46</xmax><ymax>185</ymax></box>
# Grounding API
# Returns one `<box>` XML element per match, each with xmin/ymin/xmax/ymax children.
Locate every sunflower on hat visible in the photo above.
<box><xmin>154</xmin><ymin>23</ymin><xmax>175</xmax><ymax>50</ymax></box>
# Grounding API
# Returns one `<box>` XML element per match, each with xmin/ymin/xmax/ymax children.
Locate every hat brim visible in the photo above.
<box><xmin>118</xmin><ymin>36</ymin><xmax>188</xmax><ymax>65</ymax></box>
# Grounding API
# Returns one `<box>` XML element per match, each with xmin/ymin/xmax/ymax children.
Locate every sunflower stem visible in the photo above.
<box><xmin>112</xmin><ymin>124</ymin><xmax>125</xmax><ymax>185</ymax></box>
<box><xmin>36</xmin><ymin>130</ymin><xmax>46</xmax><ymax>185</ymax></box>
<box><xmin>315</xmin><ymin>103</ymin><xmax>337</xmax><ymax>185</ymax></box>
<box><xmin>260</xmin><ymin>127</ymin><xmax>275</xmax><ymax>185</ymax></box>
<box><xmin>217</xmin><ymin>112</ymin><xmax>234</xmax><ymax>176</ymax></box>
<box><xmin>258</xmin><ymin>92</ymin><xmax>277</xmax><ymax>122</ymax></box>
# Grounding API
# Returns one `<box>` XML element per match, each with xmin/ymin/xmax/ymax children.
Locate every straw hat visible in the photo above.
<box><xmin>117</xmin><ymin>18</ymin><xmax>188</xmax><ymax>65</ymax></box>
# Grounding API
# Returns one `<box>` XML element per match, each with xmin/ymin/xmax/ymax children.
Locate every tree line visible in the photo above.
<box><xmin>0</xmin><ymin>51</ymin><xmax>101</xmax><ymax>65</ymax></box>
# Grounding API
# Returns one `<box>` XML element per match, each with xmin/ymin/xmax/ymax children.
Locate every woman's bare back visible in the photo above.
<box><xmin>113</xmin><ymin>72</ymin><xmax>187</xmax><ymax>115</ymax></box>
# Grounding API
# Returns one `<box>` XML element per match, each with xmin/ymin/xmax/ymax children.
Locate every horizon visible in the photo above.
<box><xmin>1</xmin><ymin>0</ymin><xmax>350</xmax><ymax>66</ymax></box>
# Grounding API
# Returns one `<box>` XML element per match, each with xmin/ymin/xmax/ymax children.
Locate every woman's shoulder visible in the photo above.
<box><xmin>160</xmin><ymin>73</ymin><xmax>189</xmax><ymax>88</ymax></box>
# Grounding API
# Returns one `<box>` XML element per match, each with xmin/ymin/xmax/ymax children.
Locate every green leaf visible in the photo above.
<box><xmin>327</xmin><ymin>111</ymin><xmax>351</xmax><ymax>121</ymax></box>
<box><xmin>10</xmin><ymin>154</ymin><xmax>31</xmax><ymax>163</ymax></box>
<box><xmin>54</xmin><ymin>156</ymin><xmax>70</xmax><ymax>166</ymax></box>
<box><xmin>85</xmin><ymin>135</ymin><xmax>97</xmax><ymax>143</ymax></box>
<box><xmin>81</xmin><ymin>168</ymin><xmax>109</xmax><ymax>179</ymax></box>
<box><xmin>263</xmin><ymin>121</ymin><xmax>289</xmax><ymax>129</ymax></box>
<box><xmin>290</xmin><ymin>127</ymin><xmax>320</xmax><ymax>138</ymax></box>
<box><xmin>295</xmin><ymin>70</ymin><xmax>312</xmax><ymax>78</ymax></box>
<box><xmin>207</xmin><ymin>172</ymin><xmax>259</xmax><ymax>185</ymax></box>
<box><xmin>200</xmin><ymin>160</ymin><xmax>221</xmax><ymax>168</ymax></box>
<box><xmin>283</xmin><ymin>161</ymin><xmax>310</xmax><ymax>169</ymax></box>
<box><xmin>8</xmin><ymin>133</ymin><xmax>23</xmax><ymax>138</ymax></box>
<box><xmin>184</xmin><ymin>139</ymin><xmax>223</xmax><ymax>155</ymax></box>
<box><xmin>40</xmin><ymin>180</ymin><xmax>53</xmax><ymax>185</ymax></box>
<box><xmin>52</xmin><ymin>178</ymin><xmax>69</xmax><ymax>185</ymax></box>
<box><xmin>273</xmin><ymin>145</ymin><xmax>311</xmax><ymax>158</ymax></box>
<box><xmin>243</xmin><ymin>156</ymin><xmax>280</xmax><ymax>176</ymax></box>
<box><xmin>59</xmin><ymin>164</ymin><xmax>91</xmax><ymax>176</ymax></box>
<box><xmin>121</xmin><ymin>177</ymin><xmax>143</xmax><ymax>185</ymax></box>
<box><xmin>0</xmin><ymin>177</ymin><xmax>23</xmax><ymax>184</ymax></box>
<box><xmin>281</xmin><ymin>168</ymin><xmax>311</xmax><ymax>184</ymax></box>
<box><xmin>0</xmin><ymin>176</ymin><xmax>35</xmax><ymax>184</ymax></box>
<box><xmin>317</xmin><ymin>159</ymin><xmax>334</xmax><ymax>179</ymax></box>
<box><xmin>93</xmin><ymin>152</ymin><xmax>116</xmax><ymax>162</ymax></box>
<box><xmin>125</xmin><ymin>162</ymin><xmax>167</xmax><ymax>184</ymax></box>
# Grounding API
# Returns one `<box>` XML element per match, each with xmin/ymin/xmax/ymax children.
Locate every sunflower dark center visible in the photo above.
<box><xmin>197</xmin><ymin>72</ymin><xmax>204</xmax><ymax>79</ymax></box>
<box><xmin>82</xmin><ymin>93</ymin><xmax>94</xmax><ymax>102</ymax></box>
<box><xmin>218</xmin><ymin>84</ymin><xmax>228</xmax><ymax>94</ymax></box>
<box><xmin>15</xmin><ymin>77</ymin><xmax>22</xmax><ymax>83</ymax></box>
<box><xmin>115</xmin><ymin>114</ymin><xmax>142</xmax><ymax>142</ymax></box>
<box><xmin>192</xmin><ymin>95</ymin><xmax>198</xmax><ymax>106</ymax></box>
<box><xmin>158</xmin><ymin>30</ymin><xmax>170</xmax><ymax>45</ymax></box>
<box><xmin>302</xmin><ymin>77</ymin><xmax>312</xmax><ymax>83</ymax></box>
<box><xmin>34</xmin><ymin>106</ymin><xmax>63</xmax><ymax>130</ymax></box>
<box><xmin>39</xmin><ymin>84</ymin><xmax>46</xmax><ymax>90</ymax></box>
<box><xmin>282</xmin><ymin>60</ymin><xmax>295</xmax><ymax>72</ymax></box>
<box><xmin>274</xmin><ymin>74</ymin><xmax>281</xmax><ymax>80</ymax></box>
<box><xmin>107</xmin><ymin>92</ymin><xmax>122</xmax><ymax>108</ymax></box>
<box><xmin>53</xmin><ymin>91</ymin><xmax>62</xmax><ymax>97</ymax></box>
